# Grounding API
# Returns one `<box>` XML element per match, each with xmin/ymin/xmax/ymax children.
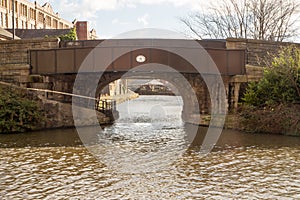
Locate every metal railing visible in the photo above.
<box><xmin>0</xmin><ymin>81</ymin><xmax>116</xmax><ymax>114</ymax></box>
<box><xmin>95</xmin><ymin>99</ymin><xmax>116</xmax><ymax>115</ymax></box>
<box><xmin>27</xmin><ymin>87</ymin><xmax>116</xmax><ymax>114</ymax></box>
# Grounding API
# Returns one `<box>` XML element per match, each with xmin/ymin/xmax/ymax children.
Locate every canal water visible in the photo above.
<box><xmin>1</xmin><ymin>95</ymin><xmax>300</xmax><ymax>199</ymax></box>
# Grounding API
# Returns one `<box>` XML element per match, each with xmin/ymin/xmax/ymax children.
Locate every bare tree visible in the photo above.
<box><xmin>180</xmin><ymin>0</ymin><xmax>299</xmax><ymax>41</ymax></box>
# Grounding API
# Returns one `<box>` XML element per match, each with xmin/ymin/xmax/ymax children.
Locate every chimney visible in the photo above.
<box><xmin>75</xmin><ymin>21</ymin><xmax>88</xmax><ymax>40</ymax></box>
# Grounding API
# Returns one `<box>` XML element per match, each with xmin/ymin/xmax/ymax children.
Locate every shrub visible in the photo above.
<box><xmin>0</xmin><ymin>86</ymin><xmax>42</xmax><ymax>133</ymax></box>
<box><xmin>240</xmin><ymin>45</ymin><xmax>300</xmax><ymax>135</ymax></box>
<box><xmin>243</xmin><ymin>45</ymin><xmax>300</xmax><ymax>107</ymax></box>
<box><xmin>239</xmin><ymin>104</ymin><xmax>300</xmax><ymax>135</ymax></box>
<box><xmin>59</xmin><ymin>27</ymin><xmax>77</xmax><ymax>41</ymax></box>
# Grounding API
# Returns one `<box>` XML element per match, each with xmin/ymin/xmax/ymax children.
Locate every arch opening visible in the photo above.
<box><xmin>98</xmin><ymin>77</ymin><xmax>184</xmax><ymax>125</ymax></box>
<box><xmin>94</xmin><ymin>63</ymin><xmax>204</xmax><ymax>125</ymax></box>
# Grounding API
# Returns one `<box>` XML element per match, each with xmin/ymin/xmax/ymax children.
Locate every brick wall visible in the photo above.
<box><xmin>0</xmin><ymin>38</ymin><xmax>59</xmax><ymax>84</ymax></box>
<box><xmin>226</xmin><ymin>38</ymin><xmax>300</xmax><ymax>66</ymax></box>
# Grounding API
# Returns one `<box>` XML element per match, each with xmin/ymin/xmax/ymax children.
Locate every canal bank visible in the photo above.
<box><xmin>188</xmin><ymin>107</ymin><xmax>300</xmax><ymax>137</ymax></box>
<box><xmin>0</xmin><ymin>82</ymin><xmax>115</xmax><ymax>133</ymax></box>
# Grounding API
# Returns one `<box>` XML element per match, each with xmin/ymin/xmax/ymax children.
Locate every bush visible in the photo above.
<box><xmin>243</xmin><ymin>45</ymin><xmax>300</xmax><ymax>107</ymax></box>
<box><xmin>239</xmin><ymin>104</ymin><xmax>300</xmax><ymax>135</ymax></box>
<box><xmin>240</xmin><ymin>45</ymin><xmax>300</xmax><ymax>135</ymax></box>
<box><xmin>0</xmin><ymin>86</ymin><xmax>43</xmax><ymax>133</ymax></box>
<box><xmin>44</xmin><ymin>28</ymin><xmax>77</xmax><ymax>41</ymax></box>
<box><xmin>59</xmin><ymin>27</ymin><xmax>77</xmax><ymax>41</ymax></box>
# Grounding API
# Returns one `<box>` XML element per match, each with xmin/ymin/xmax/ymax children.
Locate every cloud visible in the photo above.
<box><xmin>52</xmin><ymin>0</ymin><xmax>204</xmax><ymax>19</ymax></box>
<box><xmin>54</xmin><ymin>0</ymin><xmax>204</xmax><ymax>12</ymax></box>
<box><xmin>112</xmin><ymin>18</ymin><xmax>130</xmax><ymax>25</ymax></box>
<box><xmin>123</xmin><ymin>0</ymin><xmax>205</xmax><ymax>10</ymax></box>
<box><xmin>112</xmin><ymin>18</ymin><xmax>119</xmax><ymax>24</ymax></box>
<box><xmin>137</xmin><ymin>14</ymin><xmax>149</xmax><ymax>26</ymax></box>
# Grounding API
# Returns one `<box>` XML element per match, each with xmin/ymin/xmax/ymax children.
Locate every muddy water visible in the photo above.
<box><xmin>1</xmin><ymin>96</ymin><xmax>299</xmax><ymax>199</ymax></box>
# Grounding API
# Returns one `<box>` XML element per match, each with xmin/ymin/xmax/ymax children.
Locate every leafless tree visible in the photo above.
<box><xmin>180</xmin><ymin>0</ymin><xmax>299</xmax><ymax>41</ymax></box>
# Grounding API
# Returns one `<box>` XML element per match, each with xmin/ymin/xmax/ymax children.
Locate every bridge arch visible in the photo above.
<box><xmin>72</xmin><ymin>38</ymin><xmax>227</xmax><ymax>152</ymax></box>
<box><xmin>93</xmin><ymin>47</ymin><xmax>215</xmax><ymax>122</ymax></box>
<box><xmin>72</xmin><ymin>41</ymin><xmax>226</xmax><ymax>123</ymax></box>
<box><xmin>94</xmin><ymin>67</ymin><xmax>202</xmax><ymax>122</ymax></box>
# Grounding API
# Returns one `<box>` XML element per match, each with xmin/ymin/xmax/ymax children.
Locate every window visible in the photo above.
<box><xmin>38</xmin><ymin>12</ymin><xmax>43</xmax><ymax>23</ymax></box>
<box><xmin>0</xmin><ymin>13</ymin><xmax>2</xmax><ymax>27</ymax></box>
<box><xmin>29</xmin><ymin>8</ymin><xmax>36</xmax><ymax>20</ymax></box>
<box><xmin>53</xmin><ymin>19</ymin><xmax>57</xmax><ymax>29</ymax></box>
<box><xmin>46</xmin><ymin>16</ymin><xmax>51</xmax><ymax>26</ymax></box>
<box><xmin>14</xmin><ymin>1</ymin><xmax>17</xmax><ymax>12</ymax></box>
<box><xmin>20</xmin><ymin>4</ymin><xmax>27</xmax><ymax>16</ymax></box>
<box><xmin>0</xmin><ymin>0</ymin><xmax>7</xmax><ymax>8</ymax></box>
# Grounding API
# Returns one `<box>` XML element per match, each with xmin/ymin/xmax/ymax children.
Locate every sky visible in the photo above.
<box><xmin>34</xmin><ymin>0</ymin><xmax>208</xmax><ymax>39</ymax></box>
<box><xmin>34</xmin><ymin>0</ymin><xmax>300</xmax><ymax>41</ymax></box>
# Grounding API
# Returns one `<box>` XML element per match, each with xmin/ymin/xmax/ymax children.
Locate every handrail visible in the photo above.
<box><xmin>0</xmin><ymin>81</ymin><xmax>115</xmax><ymax>113</ymax></box>
<box><xmin>26</xmin><ymin>87</ymin><xmax>97</xmax><ymax>101</ymax></box>
<box><xmin>26</xmin><ymin>87</ymin><xmax>116</xmax><ymax>113</ymax></box>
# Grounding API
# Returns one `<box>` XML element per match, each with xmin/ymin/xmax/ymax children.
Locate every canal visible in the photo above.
<box><xmin>1</xmin><ymin>95</ymin><xmax>300</xmax><ymax>199</ymax></box>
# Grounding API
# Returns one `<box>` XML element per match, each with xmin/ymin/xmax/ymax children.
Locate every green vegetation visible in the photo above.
<box><xmin>44</xmin><ymin>27</ymin><xmax>77</xmax><ymax>41</ymax></box>
<box><xmin>0</xmin><ymin>86</ymin><xmax>43</xmax><ymax>133</ymax></box>
<box><xmin>243</xmin><ymin>45</ymin><xmax>300</xmax><ymax>106</ymax></box>
<box><xmin>59</xmin><ymin>27</ymin><xmax>77</xmax><ymax>41</ymax></box>
<box><xmin>240</xmin><ymin>45</ymin><xmax>300</xmax><ymax>135</ymax></box>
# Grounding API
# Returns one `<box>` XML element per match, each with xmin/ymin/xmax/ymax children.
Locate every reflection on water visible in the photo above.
<box><xmin>1</xmin><ymin>95</ymin><xmax>300</xmax><ymax>199</ymax></box>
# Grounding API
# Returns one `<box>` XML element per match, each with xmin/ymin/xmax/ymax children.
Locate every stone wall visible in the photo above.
<box><xmin>226</xmin><ymin>38</ymin><xmax>300</xmax><ymax>66</ymax></box>
<box><xmin>38</xmin><ymin>98</ymin><xmax>112</xmax><ymax>130</ymax></box>
<box><xmin>0</xmin><ymin>38</ymin><xmax>60</xmax><ymax>84</ymax></box>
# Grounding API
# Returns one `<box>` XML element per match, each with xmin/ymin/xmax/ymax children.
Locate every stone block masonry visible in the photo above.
<box><xmin>226</xmin><ymin>38</ymin><xmax>300</xmax><ymax>66</ymax></box>
<box><xmin>39</xmin><ymin>98</ymin><xmax>112</xmax><ymax>130</ymax></box>
<box><xmin>0</xmin><ymin>38</ymin><xmax>60</xmax><ymax>84</ymax></box>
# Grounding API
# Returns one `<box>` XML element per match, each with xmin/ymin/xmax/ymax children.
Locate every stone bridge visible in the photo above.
<box><xmin>28</xmin><ymin>39</ymin><xmax>246</xmax><ymax>123</ymax></box>
<box><xmin>1</xmin><ymin>37</ymin><xmax>296</xmax><ymax>124</ymax></box>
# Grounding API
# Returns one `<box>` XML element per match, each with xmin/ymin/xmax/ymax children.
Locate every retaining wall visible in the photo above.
<box><xmin>0</xmin><ymin>38</ymin><xmax>59</xmax><ymax>83</ymax></box>
<box><xmin>226</xmin><ymin>38</ymin><xmax>300</xmax><ymax>66</ymax></box>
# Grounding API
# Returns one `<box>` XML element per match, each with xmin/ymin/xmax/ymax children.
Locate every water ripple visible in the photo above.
<box><xmin>0</xmin><ymin>146</ymin><xmax>299</xmax><ymax>199</ymax></box>
<box><xmin>1</xmin><ymin>96</ymin><xmax>300</xmax><ymax>199</ymax></box>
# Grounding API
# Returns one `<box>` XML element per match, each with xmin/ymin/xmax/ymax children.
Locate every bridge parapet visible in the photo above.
<box><xmin>30</xmin><ymin>39</ymin><xmax>246</xmax><ymax>76</ymax></box>
<box><xmin>226</xmin><ymin>38</ymin><xmax>300</xmax><ymax>66</ymax></box>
